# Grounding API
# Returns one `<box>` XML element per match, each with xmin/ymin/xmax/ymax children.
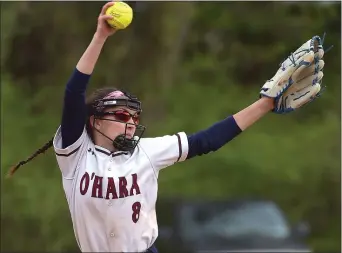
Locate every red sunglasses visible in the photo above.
<box><xmin>103</xmin><ymin>110</ymin><xmax>140</xmax><ymax>124</ymax></box>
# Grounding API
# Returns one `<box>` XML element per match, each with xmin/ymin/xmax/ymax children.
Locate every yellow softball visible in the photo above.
<box><xmin>105</xmin><ymin>2</ymin><xmax>133</xmax><ymax>30</ymax></box>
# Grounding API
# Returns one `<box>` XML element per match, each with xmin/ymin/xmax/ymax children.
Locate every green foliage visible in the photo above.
<box><xmin>1</xmin><ymin>1</ymin><xmax>340</xmax><ymax>252</ymax></box>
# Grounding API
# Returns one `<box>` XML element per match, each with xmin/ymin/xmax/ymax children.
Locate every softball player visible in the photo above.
<box><xmin>8</xmin><ymin>1</ymin><xmax>325</xmax><ymax>252</ymax></box>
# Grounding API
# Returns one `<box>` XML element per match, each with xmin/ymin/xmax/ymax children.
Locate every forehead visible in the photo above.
<box><xmin>104</xmin><ymin>106</ymin><xmax>138</xmax><ymax>114</ymax></box>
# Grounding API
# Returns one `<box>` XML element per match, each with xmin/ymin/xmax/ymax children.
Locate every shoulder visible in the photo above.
<box><xmin>53</xmin><ymin>125</ymin><xmax>89</xmax><ymax>155</ymax></box>
<box><xmin>53</xmin><ymin>125</ymin><xmax>91</xmax><ymax>179</ymax></box>
<box><xmin>137</xmin><ymin>132</ymin><xmax>189</xmax><ymax>166</ymax></box>
<box><xmin>138</xmin><ymin>132</ymin><xmax>188</xmax><ymax>147</ymax></box>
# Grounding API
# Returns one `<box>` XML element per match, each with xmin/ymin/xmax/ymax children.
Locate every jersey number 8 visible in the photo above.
<box><xmin>132</xmin><ymin>201</ymin><xmax>141</xmax><ymax>223</ymax></box>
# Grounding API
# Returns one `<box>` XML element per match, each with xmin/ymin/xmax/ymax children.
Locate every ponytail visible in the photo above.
<box><xmin>8</xmin><ymin>87</ymin><xmax>122</xmax><ymax>178</ymax></box>
<box><xmin>7</xmin><ymin>138</ymin><xmax>54</xmax><ymax>178</ymax></box>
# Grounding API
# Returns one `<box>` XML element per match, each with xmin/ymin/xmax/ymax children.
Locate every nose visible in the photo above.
<box><xmin>125</xmin><ymin>124</ymin><xmax>136</xmax><ymax>138</ymax></box>
<box><xmin>126</xmin><ymin>117</ymin><xmax>136</xmax><ymax>130</ymax></box>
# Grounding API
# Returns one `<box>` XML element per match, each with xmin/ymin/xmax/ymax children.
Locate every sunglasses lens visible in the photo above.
<box><xmin>132</xmin><ymin>115</ymin><xmax>139</xmax><ymax>124</ymax></box>
<box><xmin>113</xmin><ymin>111</ymin><xmax>140</xmax><ymax>124</ymax></box>
<box><xmin>114</xmin><ymin>111</ymin><xmax>131</xmax><ymax>122</ymax></box>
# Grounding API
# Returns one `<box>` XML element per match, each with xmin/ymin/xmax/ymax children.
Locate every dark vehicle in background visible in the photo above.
<box><xmin>156</xmin><ymin>199</ymin><xmax>312</xmax><ymax>253</ymax></box>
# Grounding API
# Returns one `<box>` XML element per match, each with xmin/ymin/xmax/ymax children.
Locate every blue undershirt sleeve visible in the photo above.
<box><xmin>186</xmin><ymin>116</ymin><xmax>242</xmax><ymax>159</ymax></box>
<box><xmin>61</xmin><ymin>68</ymin><xmax>91</xmax><ymax>149</ymax></box>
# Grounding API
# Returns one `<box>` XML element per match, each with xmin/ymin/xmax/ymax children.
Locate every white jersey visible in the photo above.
<box><xmin>53</xmin><ymin>126</ymin><xmax>189</xmax><ymax>252</ymax></box>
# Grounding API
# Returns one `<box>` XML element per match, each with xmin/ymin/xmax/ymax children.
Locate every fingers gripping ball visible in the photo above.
<box><xmin>106</xmin><ymin>2</ymin><xmax>133</xmax><ymax>30</ymax></box>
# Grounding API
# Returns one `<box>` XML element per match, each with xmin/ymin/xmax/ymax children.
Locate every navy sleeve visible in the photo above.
<box><xmin>186</xmin><ymin>116</ymin><xmax>242</xmax><ymax>159</ymax></box>
<box><xmin>61</xmin><ymin>68</ymin><xmax>91</xmax><ymax>148</ymax></box>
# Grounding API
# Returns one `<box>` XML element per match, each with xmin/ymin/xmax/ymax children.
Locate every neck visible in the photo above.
<box><xmin>94</xmin><ymin>138</ymin><xmax>117</xmax><ymax>153</ymax></box>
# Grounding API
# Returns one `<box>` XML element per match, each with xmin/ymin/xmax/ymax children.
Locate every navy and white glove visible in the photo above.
<box><xmin>260</xmin><ymin>34</ymin><xmax>332</xmax><ymax>114</ymax></box>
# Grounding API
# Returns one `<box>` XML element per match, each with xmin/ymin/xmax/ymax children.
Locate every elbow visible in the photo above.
<box><xmin>187</xmin><ymin>134</ymin><xmax>221</xmax><ymax>159</ymax></box>
<box><xmin>186</xmin><ymin>117</ymin><xmax>242</xmax><ymax>160</ymax></box>
<box><xmin>64</xmin><ymin>68</ymin><xmax>91</xmax><ymax>94</ymax></box>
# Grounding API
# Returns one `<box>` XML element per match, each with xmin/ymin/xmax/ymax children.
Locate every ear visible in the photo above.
<box><xmin>89</xmin><ymin>116</ymin><xmax>101</xmax><ymax>128</ymax></box>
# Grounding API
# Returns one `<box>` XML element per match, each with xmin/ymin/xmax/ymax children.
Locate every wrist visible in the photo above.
<box><xmin>93</xmin><ymin>32</ymin><xmax>108</xmax><ymax>44</ymax></box>
<box><xmin>260</xmin><ymin>96</ymin><xmax>275</xmax><ymax>111</ymax></box>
